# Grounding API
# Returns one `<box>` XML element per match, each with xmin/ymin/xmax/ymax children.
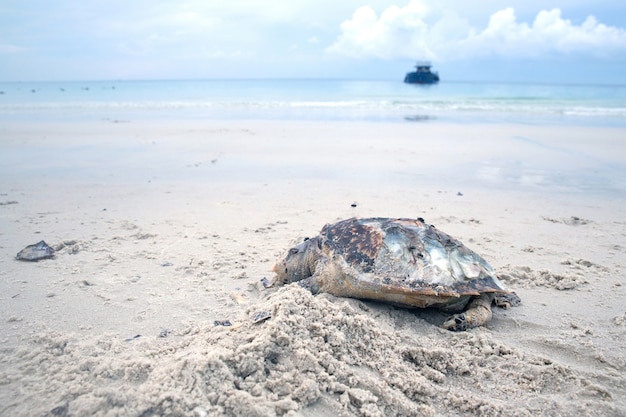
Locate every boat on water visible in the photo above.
<box><xmin>404</xmin><ymin>62</ymin><xmax>439</xmax><ymax>84</ymax></box>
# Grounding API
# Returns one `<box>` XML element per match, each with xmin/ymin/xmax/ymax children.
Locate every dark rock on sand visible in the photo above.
<box><xmin>16</xmin><ymin>240</ymin><xmax>55</xmax><ymax>261</ymax></box>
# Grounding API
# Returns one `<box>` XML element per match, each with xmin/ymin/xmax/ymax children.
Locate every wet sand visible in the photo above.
<box><xmin>0</xmin><ymin>120</ymin><xmax>625</xmax><ymax>416</ymax></box>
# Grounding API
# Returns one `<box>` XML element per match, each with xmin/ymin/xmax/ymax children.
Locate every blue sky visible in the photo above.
<box><xmin>1</xmin><ymin>0</ymin><xmax>625</xmax><ymax>83</ymax></box>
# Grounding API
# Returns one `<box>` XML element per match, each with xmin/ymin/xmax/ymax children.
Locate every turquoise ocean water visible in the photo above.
<box><xmin>1</xmin><ymin>78</ymin><xmax>625</xmax><ymax>196</ymax></box>
<box><xmin>1</xmin><ymin>79</ymin><xmax>625</xmax><ymax>126</ymax></box>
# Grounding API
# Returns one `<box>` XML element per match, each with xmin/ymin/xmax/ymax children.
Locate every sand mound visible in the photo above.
<box><xmin>497</xmin><ymin>256</ymin><xmax>612</xmax><ymax>290</ymax></box>
<box><xmin>3</xmin><ymin>286</ymin><xmax>621</xmax><ymax>417</ymax></box>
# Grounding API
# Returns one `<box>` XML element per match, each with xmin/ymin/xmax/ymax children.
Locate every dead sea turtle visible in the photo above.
<box><xmin>273</xmin><ymin>217</ymin><xmax>520</xmax><ymax>331</ymax></box>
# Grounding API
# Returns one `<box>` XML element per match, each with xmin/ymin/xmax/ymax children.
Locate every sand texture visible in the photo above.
<box><xmin>0</xmin><ymin>121</ymin><xmax>625</xmax><ymax>416</ymax></box>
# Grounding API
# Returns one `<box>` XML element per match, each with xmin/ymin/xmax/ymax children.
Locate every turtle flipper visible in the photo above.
<box><xmin>442</xmin><ymin>294</ymin><xmax>493</xmax><ymax>331</ymax></box>
<box><xmin>297</xmin><ymin>276</ymin><xmax>314</xmax><ymax>291</ymax></box>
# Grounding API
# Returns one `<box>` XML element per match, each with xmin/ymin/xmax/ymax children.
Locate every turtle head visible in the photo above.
<box><xmin>272</xmin><ymin>237</ymin><xmax>323</xmax><ymax>285</ymax></box>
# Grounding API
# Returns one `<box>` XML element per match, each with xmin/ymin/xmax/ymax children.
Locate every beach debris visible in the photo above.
<box><xmin>161</xmin><ymin>262</ymin><xmax>173</xmax><ymax>267</ymax></box>
<box><xmin>214</xmin><ymin>320</ymin><xmax>232</xmax><ymax>327</ymax></box>
<box><xmin>351</xmin><ymin>202</ymin><xmax>358</xmax><ymax>208</ymax></box>
<box><xmin>612</xmin><ymin>313</ymin><xmax>626</xmax><ymax>326</ymax></box>
<box><xmin>41</xmin><ymin>402</ymin><xmax>70</xmax><ymax>417</ymax></box>
<box><xmin>404</xmin><ymin>114</ymin><xmax>436</xmax><ymax>122</ymax></box>
<box><xmin>229</xmin><ymin>291</ymin><xmax>249</xmax><ymax>305</ymax></box>
<box><xmin>133</xmin><ymin>232</ymin><xmax>157</xmax><ymax>240</ymax></box>
<box><xmin>159</xmin><ymin>328</ymin><xmax>171</xmax><ymax>338</ymax></box>
<box><xmin>16</xmin><ymin>240</ymin><xmax>55</xmax><ymax>261</ymax></box>
<box><xmin>457</xmin><ymin>191</ymin><xmax>463</xmax><ymax>196</ymax></box>
<box><xmin>51</xmin><ymin>240</ymin><xmax>77</xmax><ymax>251</ymax></box>
<box><xmin>124</xmin><ymin>334</ymin><xmax>141</xmax><ymax>342</ymax></box>
<box><xmin>273</xmin><ymin>217</ymin><xmax>520</xmax><ymax>331</ymax></box>
<box><xmin>542</xmin><ymin>216</ymin><xmax>592</xmax><ymax>226</ymax></box>
<box><xmin>234</xmin><ymin>271</ymin><xmax>248</xmax><ymax>279</ymax></box>
<box><xmin>251</xmin><ymin>310</ymin><xmax>272</xmax><ymax>324</ymax></box>
<box><xmin>52</xmin><ymin>240</ymin><xmax>82</xmax><ymax>255</ymax></box>
<box><xmin>249</xmin><ymin>277</ymin><xmax>273</xmax><ymax>295</ymax></box>
<box><xmin>0</xmin><ymin>200</ymin><xmax>18</xmax><ymax>206</ymax></box>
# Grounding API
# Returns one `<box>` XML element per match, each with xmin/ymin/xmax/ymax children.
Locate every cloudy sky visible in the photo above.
<box><xmin>1</xmin><ymin>0</ymin><xmax>625</xmax><ymax>83</ymax></box>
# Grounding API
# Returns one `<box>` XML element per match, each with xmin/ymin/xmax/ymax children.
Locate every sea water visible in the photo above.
<box><xmin>1</xmin><ymin>79</ymin><xmax>625</xmax><ymax>126</ymax></box>
<box><xmin>1</xmin><ymin>78</ymin><xmax>625</xmax><ymax>196</ymax></box>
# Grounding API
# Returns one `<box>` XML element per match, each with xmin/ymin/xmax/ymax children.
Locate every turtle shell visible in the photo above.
<box><xmin>275</xmin><ymin>217</ymin><xmax>508</xmax><ymax>311</ymax></box>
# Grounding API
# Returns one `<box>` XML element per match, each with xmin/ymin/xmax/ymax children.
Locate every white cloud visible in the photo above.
<box><xmin>327</xmin><ymin>1</ymin><xmax>626</xmax><ymax>61</ymax></box>
<box><xmin>327</xmin><ymin>2</ymin><xmax>435</xmax><ymax>59</ymax></box>
<box><xmin>460</xmin><ymin>8</ymin><xmax>626</xmax><ymax>59</ymax></box>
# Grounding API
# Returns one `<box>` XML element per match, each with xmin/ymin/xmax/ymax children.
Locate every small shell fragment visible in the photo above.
<box><xmin>251</xmin><ymin>311</ymin><xmax>272</xmax><ymax>323</ymax></box>
<box><xmin>229</xmin><ymin>292</ymin><xmax>249</xmax><ymax>305</ymax></box>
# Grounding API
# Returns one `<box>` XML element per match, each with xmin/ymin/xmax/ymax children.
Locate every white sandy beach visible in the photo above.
<box><xmin>0</xmin><ymin>120</ymin><xmax>625</xmax><ymax>416</ymax></box>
